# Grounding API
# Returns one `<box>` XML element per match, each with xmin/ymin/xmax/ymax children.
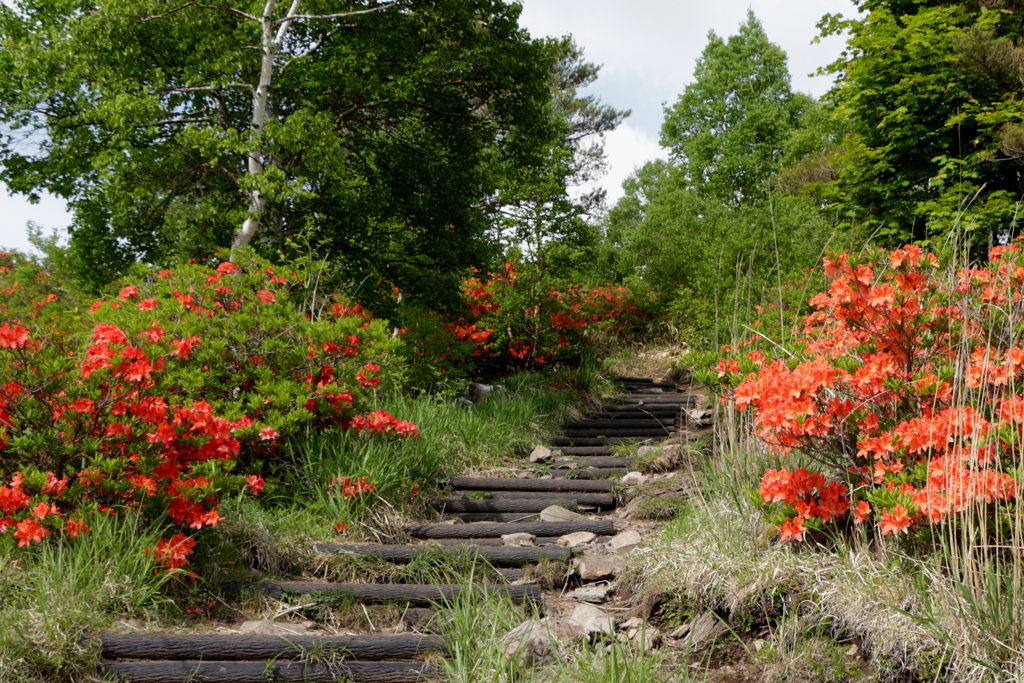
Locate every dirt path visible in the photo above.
<box><xmin>90</xmin><ymin>376</ymin><xmax>706</xmax><ymax>682</ymax></box>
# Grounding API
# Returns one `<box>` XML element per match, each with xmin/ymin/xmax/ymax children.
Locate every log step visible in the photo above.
<box><xmin>93</xmin><ymin>633</ymin><xmax>447</xmax><ymax>661</ymax></box>
<box><xmin>314</xmin><ymin>543</ymin><xmax>571</xmax><ymax>565</ymax></box>
<box><xmin>555</xmin><ymin>446</ymin><xmax>613</xmax><ymax>455</ymax></box>
<box><xmin>430</xmin><ymin>538</ymin><xmax>609</xmax><ymax>549</ymax></box>
<box><xmin>100</xmin><ymin>660</ymin><xmax>441</xmax><ymax>683</ymax></box>
<box><xmin>449</xmin><ymin>490</ymin><xmax>616</xmax><ymax>507</ymax></box>
<box><xmin>406</xmin><ymin>520</ymin><xmax>616</xmax><ymax>539</ymax></box>
<box><xmin>599</xmin><ymin>406</ymin><xmax>682</xmax><ymax>414</ymax></box>
<box><xmin>448</xmin><ymin>476</ymin><xmax>613</xmax><ymax>492</ymax></box>
<box><xmin>452</xmin><ymin>512</ymin><xmax>543</xmax><ymax>523</ymax></box>
<box><xmin>561</xmin><ymin>429</ymin><xmax>671</xmax><ymax>438</ymax></box>
<box><xmin>221</xmin><ymin>582</ymin><xmax>542</xmax><ymax>604</ymax></box>
<box><xmin>586</xmin><ymin>413</ymin><xmax>675</xmax><ymax>423</ymax></box>
<box><xmin>428</xmin><ymin>498</ymin><xmax>578</xmax><ymax>513</ymax></box>
<box><xmin>548</xmin><ymin>436</ymin><xmax>667</xmax><ymax>446</ymax></box>
<box><xmin>552</xmin><ymin>457</ymin><xmax>633</xmax><ymax>468</ymax></box>
<box><xmin>564</xmin><ymin>419</ymin><xmax>673</xmax><ymax>428</ymax></box>
<box><xmin>613</xmin><ymin>376</ymin><xmax>654</xmax><ymax>383</ymax></box>
<box><xmin>531</xmin><ymin>469</ymin><xmax>628</xmax><ymax>480</ymax></box>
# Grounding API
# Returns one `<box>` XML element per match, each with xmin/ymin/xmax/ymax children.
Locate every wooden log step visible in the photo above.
<box><xmin>614</xmin><ymin>376</ymin><xmax>654</xmax><ymax>383</ymax></box>
<box><xmin>448</xmin><ymin>476</ymin><xmax>613</xmax><ymax>493</ymax></box>
<box><xmin>429</xmin><ymin>538</ymin><xmax>609</xmax><ymax>549</ymax></box>
<box><xmin>538</xmin><ymin>468</ymin><xmax>628</xmax><ymax>480</ymax></box>
<box><xmin>565</xmin><ymin>419</ymin><xmax>672</xmax><ymax>428</ymax></box>
<box><xmin>556</xmin><ymin>446</ymin><xmax>613</xmax><ymax>455</ymax></box>
<box><xmin>450</xmin><ymin>490</ymin><xmax>616</xmax><ymax>507</ymax></box>
<box><xmin>561</xmin><ymin>429</ymin><xmax>671</xmax><ymax>438</ymax></box>
<box><xmin>452</xmin><ymin>512</ymin><xmax>541</xmax><ymax>523</ymax></box>
<box><xmin>616</xmin><ymin>395</ymin><xmax>695</xmax><ymax>402</ymax></box>
<box><xmin>429</xmin><ymin>498</ymin><xmax>577</xmax><ymax>513</ymax></box>
<box><xmin>586</xmin><ymin>413</ymin><xmax>675</xmax><ymax>423</ymax></box>
<box><xmin>548</xmin><ymin>436</ymin><xmax>667</xmax><ymax>447</ymax></box>
<box><xmin>221</xmin><ymin>582</ymin><xmax>542</xmax><ymax>604</ymax></box>
<box><xmin>623</xmin><ymin>382</ymin><xmax>676</xmax><ymax>389</ymax></box>
<box><xmin>552</xmin><ymin>457</ymin><xmax>633</xmax><ymax>468</ymax></box>
<box><xmin>314</xmin><ymin>543</ymin><xmax>571</xmax><ymax>565</ymax></box>
<box><xmin>93</xmin><ymin>633</ymin><xmax>446</xmax><ymax>661</ymax></box>
<box><xmin>406</xmin><ymin>520</ymin><xmax>616</xmax><ymax>539</ymax></box>
<box><xmin>99</xmin><ymin>660</ymin><xmax>441</xmax><ymax>683</ymax></box>
<box><xmin>599</xmin><ymin>405</ymin><xmax>682</xmax><ymax>414</ymax></box>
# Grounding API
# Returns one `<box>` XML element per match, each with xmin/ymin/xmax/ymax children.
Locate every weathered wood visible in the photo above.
<box><xmin>613</xmin><ymin>376</ymin><xmax>653</xmax><ymax>383</ymax></box>
<box><xmin>564</xmin><ymin>419</ymin><xmax>672</xmax><ymax>429</ymax></box>
<box><xmin>430</xmin><ymin>538</ymin><xmax>557</xmax><ymax>548</ymax></box>
<box><xmin>548</xmin><ymin>436</ymin><xmax>667</xmax><ymax>447</ymax></box>
<box><xmin>448</xmin><ymin>476</ymin><xmax>613</xmax><ymax>492</ymax></box>
<box><xmin>221</xmin><ymin>582</ymin><xmax>542</xmax><ymax>604</ymax></box>
<box><xmin>561</xmin><ymin>429</ymin><xmax>671</xmax><ymax>438</ymax></box>
<box><xmin>622</xmin><ymin>382</ymin><xmax>676</xmax><ymax>389</ymax></box>
<box><xmin>616</xmin><ymin>395</ymin><xmax>695</xmax><ymax>402</ymax></box>
<box><xmin>552</xmin><ymin>457</ymin><xmax>633</xmax><ymax>469</ymax></box>
<box><xmin>452</xmin><ymin>512</ymin><xmax>540</xmax><ymax>523</ymax></box>
<box><xmin>449</xmin><ymin>490</ymin><xmax>616</xmax><ymax>507</ymax></box>
<box><xmin>99</xmin><ymin>660</ymin><xmax>442</xmax><ymax>683</ymax></box>
<box><xmin>539</xmin><ymin>468</ymin><xmax>628</xmax><ymax>480</ymax></box>
<box><xmin>406</xmin><ymin>520</ymin><xmax>616</xmax><ymax>539</ymax></box>
<box><xmin>93</xmin><ymin>634</ymin><xmax>446</xmax><ymax>661</ymax></box>
<box><xmin>599</xmin><ymin>405</ymin><xmax>684</xmax><ymax>414</ymax></box>
<box><xmin>556</xmin><ymin>446</ymin><xmax>613</xmax><ymax>455</ymax></box>
<box><xmin>314</xmin><ymin>543</ymin><xmax>571</xmax><ymax>565</ymax></box>
<box><xmin>586</xmin><ymin>413</ymin><xmax>676</xmax><ymax>423</ymax></box>
<box><xmin>429</xmin><ymin>498</ymin><xmax>578</xmax><ymax>513</ymax></box>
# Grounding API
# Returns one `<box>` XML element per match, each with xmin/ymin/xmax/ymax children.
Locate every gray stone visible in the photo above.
<box><xmin>501</xmin><ymin>617</ymin><xmax>587</xmax><ymax>666</ymax></box>
<box><xmin>620</xmin><ymin>471</ymin><xmax>649</xmax><ymax>486</ymax></box>
<box><xmin>567</xmin><ymin>604</ymin><xmax>615</xmax><ymax>635</ymax></box>
<box><xmin>609</xmin><ymin>529</ymin><xmax>643</xmax><ymax>553</ymax></box>
<box><xmin>529</xmin><ymin>445</ymin><xmax>553</xmax><ymax>463</ymax></box>
<box><xmin>540</xmin><ymin>505</ymin><xmax>587</xmax><ymax>522</ymax></box>
<box><xmin>502</xmin><ymin>532</ymin><xmax>536</xmax><ymax>547</ymax></box>
<box><xmin>516</xmin><ymin>471</ymin><xmax>536</xmax><ymax>479</ymax></box>
<box><xmin>557</xmin><ymin>531</ymin><xmax>597</xmax><ymax>548</ymax></box>
<box><xmin>577</xmin><ymin>553</ymin><xmax>623</xmax><ymax>580</ymax></box>
<box><xmin>573</xmin><ymin>584</ymin><xmax>611</xmax><ymax>603</ymax></box>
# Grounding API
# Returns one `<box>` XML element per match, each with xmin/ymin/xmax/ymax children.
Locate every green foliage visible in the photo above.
<box><xmin>661</xmin><ymin>10</ymin><xmax>810</xmax><ymax>204</ymax></box>
<box><xmin>819</xmin><ymin>1</ymin><xmax>1024</xmax><ymax>250</ymax></box>
<box><xmin>0</xmin><ymin>0</ymin><xmax>561</xmax><ymax>300</ymax></box>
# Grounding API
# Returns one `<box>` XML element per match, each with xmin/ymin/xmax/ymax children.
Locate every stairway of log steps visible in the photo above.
<box><xmin>92</xmin><ymin>376</ymin><xmax>696</xmax><ymax>683</ymax></box>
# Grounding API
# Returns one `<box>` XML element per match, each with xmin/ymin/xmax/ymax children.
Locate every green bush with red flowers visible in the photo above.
<box><xmin>0</xmin><ymin>249</ymin><xmax>406</xmax><ymax>565</ymax></box>
<box><xmin>698</xmin><ymin>241</ymin><xmax>1024</xmax><ymax>545</ymax></box>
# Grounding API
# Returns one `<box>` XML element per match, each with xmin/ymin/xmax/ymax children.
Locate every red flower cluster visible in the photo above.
<box><xmin>724</xmin><ymin>241</ymin><xmax>1024</xmax><ymax>539</ymax></box>
<box><xmin>348</xmin><ymin>410</ymin><xmax>419</xmax><ymax>437</ymax></box>
<box><xmin>329</xmin><ymin>476</ymin><xmax>376</xmax><ymax>500</ymax></box>
<box><xmin>149</xmin><ymin>532</ymin><xmax>196</xmax><ymax>573</ymax></box>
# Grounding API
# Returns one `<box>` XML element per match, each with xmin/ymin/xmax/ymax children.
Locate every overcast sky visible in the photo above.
<box><xmin>0</xmin><ymin>0</ymin><xmax>858</xmax><ymax>253</ymax></box>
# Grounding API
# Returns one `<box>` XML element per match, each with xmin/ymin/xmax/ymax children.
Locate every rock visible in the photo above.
<box><xmin>847</xmin><ymin>644</ymin><xmax>859</xmax><ymax>657</ymax></box>
<box><xmin>620</xmin><ymin>471</ymin><xmax>649</xmax><ymax>486</ymax></box>
<box><xmin>573</xmin><ymin>584</ymin><xmax>611</xmax><ymax>603</ymax></box>
<box><xmin>540</xmin><ymin>505</ymin><xmax>587</xmax><ymax>522</ymax></box>
<box><xmin>516</xmin><ymin>471</ymin><xmax>536</xmax><ymax>479</ymax></box>
<box><xmin>529</xmin><ymin>445</ymin><xmax>553</xmax><ymax>463</ymax></box>
<box><xmin>628</xmin><ymin>625</ymin><xmax>662</xmax><ymax>651</ymax></box>
<box><xmin>752</xmin><ymin>639</ymin><xmax>767</xmax><ymax>652</ymax></box>
<box><xmin>577</xmin><ymin>553</ymin><xmax>623</xmax><ymax>580</ymax></box>
<box><xmin>502</xmin><ymin>532</ymin><xmax>536</xmax><ymax>547</ymax></box>
<box><xmin>609</xmin><ymin>529</ymin><xmax>643</xmax><ymax>553</ymax></box>
<box><xmin>382</xmin><ymin>620</ymin><xmax>411</xmax><ymax>634</ymax></box>
<box><xmin>557</xmin><ymin>531</ymin><xmax>597</xmax><ymax>548</ymax></box>
<box><xmin>501</xmin><ymin>617</ymin><xmax>586</xmax><ymax>666</ymax></box>
<box><xmin>678</xmin><ymin>612</ymin><xmax>728</xmax><ymax>652</ymax></box>
<box><xmin>620</xmin><ymin>617</ymin><xmax>644</xmax><ymax>631</ymax></box>
<box><xmin>668</xmin><ymin>623</ymin><xmax>690</xmax><ymax>639</ymax></box>
<box><xmin>567</xmin><ymin>604</ymin><xmax>615</xmax><ymax>635</ymax></box>
<box><xmin>115</xmin><ymin>619</ymin><xmax>144</xmax><ymax>631</ymax></box>
<box><xmin>239</xmin><ymin>620</ymin><xmax>319</xmax><ymax>636</ymax></box>
<box><xmin>538</xmin><ymin>474</ymin><xmax>553</xmax><ymax>480</ymax></box>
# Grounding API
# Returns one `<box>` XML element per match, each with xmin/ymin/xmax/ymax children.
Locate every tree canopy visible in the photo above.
<box><xmin>660</xmin><ymin>10</ymin><xmax>810</xmax><ymax>203</ymax></box>
<box><xmin>0</xmin><ymin>0</ymin><xmax>569</xmax><ymax>300</ymax></box>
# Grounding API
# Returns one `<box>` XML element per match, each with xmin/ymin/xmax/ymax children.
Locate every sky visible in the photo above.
<box><xmin>0</xmin><ymin>0</ymin><xmax>858</xmax><ymax>254</ymax></box>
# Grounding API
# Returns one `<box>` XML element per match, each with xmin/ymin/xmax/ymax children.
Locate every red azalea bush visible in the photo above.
<box><xmin>0</xmin><ymin>250</ymin><xmax>412</xmax><ymax>560</ymax></box>
<box><xmin>707</xmin><ymin>242</ymin><xmax>1024</xmax><ymax>542</ymax></box>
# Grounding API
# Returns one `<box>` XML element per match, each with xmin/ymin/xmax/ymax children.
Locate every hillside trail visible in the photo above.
<box><xmin>89</xmin><ymin>375</ymin><xmax>717</xmax><ymax>683</ymax></box>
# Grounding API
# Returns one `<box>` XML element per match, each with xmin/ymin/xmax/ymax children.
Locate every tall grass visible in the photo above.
<box><xmin>0</xmin><ymin>510</ymin><xmax>177</xmax><ymax>682</ymax></box>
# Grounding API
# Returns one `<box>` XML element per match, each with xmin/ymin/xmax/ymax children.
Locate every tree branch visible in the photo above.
<box><xmin>135</xmin><ymin>2</ymin><xmax>258</xmax><ymax>22</ymax></box>
<box><xmin>273</xmin><ymin>3</ymin><xmax>397</xmax><ymax>25</ymax></box>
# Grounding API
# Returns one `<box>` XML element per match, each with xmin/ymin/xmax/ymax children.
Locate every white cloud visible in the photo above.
<box><xmin>0</xmin><ymin>187</ymin><xmax>70</xmax><ymax>253</ymax></box>
<box><xmin>596</xmin><ymin>123</ymin><xmax>666</xmax><ymax>205</ymax></box>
